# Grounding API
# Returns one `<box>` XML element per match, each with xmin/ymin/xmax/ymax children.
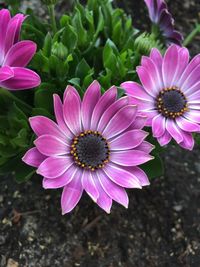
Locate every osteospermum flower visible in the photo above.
<box><xmin>23</xmin><ymin>81</ymin><xmax>154</xmax><ymax>214</ymax></box>
<box><xmin>121</xmin><ymin>45</ymin><xmax>200</xmax><ymax>150</ymax></box>
<box><xmin>144</xmin><ymin>0</ymin><xmax>183</xmax><ymax>45</ymax></box>
<box><xmin>0</xmin><ymin>9</ymin><xmax>40</xmax><ymax>90</ymax></box>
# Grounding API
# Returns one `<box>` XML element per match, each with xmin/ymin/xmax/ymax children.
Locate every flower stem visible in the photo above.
<box><xmin>151</xmin><ymin>24</ymin><xmax>160</xmax><ymax>39</ymax></box>
<box><xmin>48</xmin><ymin>4</ymin><xmax>57</xmax><ymax>35</ymax></box>
<box><xmin>183</xmin><ymin>24</ymin><xmax>200</xmax><ymax>47</ymax></box>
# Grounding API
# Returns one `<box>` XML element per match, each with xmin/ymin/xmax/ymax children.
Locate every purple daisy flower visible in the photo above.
<box><xmin>144</xmin><ymin>0</ymin><xmax>183</xmax><ymax>45</ymax></box>
<box><xmin>23</xmin><ymin>81</ymin><xmax>154</xmax><ymax>214</ymax></box>
<box><xmin>121</xmin><ymin>45</ymin><xmax>200</xmax><ymax>150</ymax></box>
<box><xmin>0</xmin><ymin>9</ymin><xmax>40</xmax><ymax>90</ymax></box>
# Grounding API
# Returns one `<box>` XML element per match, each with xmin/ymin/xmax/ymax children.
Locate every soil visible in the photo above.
<box><xmin>0</xmin><ymin>0</ymin><xmax>200</xmax><ymax>267</ymax></box>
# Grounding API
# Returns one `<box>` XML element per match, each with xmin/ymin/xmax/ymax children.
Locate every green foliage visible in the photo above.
<box><xmin>141</xmin><ymin>154</ymin><xmax>164</xmax><ymax>179</ymax></box>
<box><xmin>0</xmin><ymin>90</ymin><xmax>35</xmax><ymax>182</ymax></box>
<box><xmin>0</xmin><ymin>0</ymin><xmax>164</xmax><ymax>182</ymax></box>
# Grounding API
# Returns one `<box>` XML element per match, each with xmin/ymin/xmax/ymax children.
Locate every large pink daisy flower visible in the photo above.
<box><xmin>121</xmin><ymin>45</ymin><xmax>200</xmax><ymax>150</ymax></box>
<box><xmin>144</xmin><ymin>0</ymin><xmax>183</xmax><ymax>45</ymax></box>
<box><xmin>0</xmin><ymin>9</ymin><xmax>40</xmax><ymax>90</ymax></box>
<box><xmin>23</xmin><ymin>81</ymin><xmax>154</xmax><ymax>214</ymax></box>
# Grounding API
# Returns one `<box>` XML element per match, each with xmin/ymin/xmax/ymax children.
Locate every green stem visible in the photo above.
<box><xmin>151</xmin><ymin>24</ymin><xmax>160</xmax><ymax>39</ymax></box>
<box><xmin>48</xmin><ymin>4</ymin><xmax>57</xmax><ymax>35</ymax></box>
<box><xmin>183</xmin><ymin>24</ymin><xmax>200</xmax><ymax>47</ymax></box>
<box><xmin>1</xmin><ymin>89</ymin><xmax>32</xmax><ymax>114</ymax></box>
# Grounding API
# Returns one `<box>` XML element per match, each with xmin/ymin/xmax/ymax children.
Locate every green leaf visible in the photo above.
<box><xmin>75</xmin><ymin>58</ymin><xmax>91</xmax><ymax>81</ymax></box>
<box><xmin>83</xmin><ymin>71</ymin><xmax>94</xmax><ymax>88</ymax></box>
<box><xmin>72</xmin><ymin>8</ymin><xmax>87</xmax><ymax>46</ymax></box>
<box><xmin>103</xmin><ymin>42</ymin><xmax>118</xmax><ymax>73</ymax></box>
<box><xmin>62</xmin><ymin>24</ymin><xmax>78</xmax><ymax>52</ymax></box>
<box><xmin>68</xmin><ymin>78</ymin><xmax>81</xmax><ymax>90</ymax></box>
<box><xmin>14</xmin><ymin>163</ymin><xmax>35</xmax><ymax>183</ymax></box>
<box><xmin>34</xmin><ymin>84</ymin><xmax>55</xmax><ymax>113</ymax></box>
<box><xmin>99</xmin><ymin>69</ymin><xmax>112</xmax><ymax>88</ymax></box>
<box><xmin>49</xmin><ymin>55</ymin><xmax>68</xmax><ymax>78</ymax></box>
<box><xmin>32</xmin><ymin>51</ymin><xmax>49</xmax><ymax>73</ymax></box>
<box><xmin>95</xmin><ymin>7</ymin><xmax>104</xmax><ymax>37</ymax></box>
<box><xmin>141</xmin><ymin>154</ymin><xmax>164</xmax><ymax>179</ymax></box>
<box><xmin>60</xmin><ymin>14</ymin><xmax>70</xmax><ymax>28</ymax></box>
<box><xmin>43</xmin><ymin>32</ymin><xmax>52</xmax><ymax>57</ymax></box>
<box><xmin>10</xmin><ymin>129</ymin><xmax>29</xmax><ymax>148</ymax></box>
<box><xmin>52</xmin><ymin>42</ymin><xmax>68</xmax><ymax>60</ymax></box>
<box><xmin>0</xmin><ymin>152</ymin><xmax>35</xmax><ymax>183</ymax></box>
<box><xmin>32</xmin><ymin>108</ymin><xmax>53</xmax><ymax>118</ymax></box>
<box><xmin>112</xmin><ymin>20</ymin><xmax>122</xmax><ymax>45</ymax></box>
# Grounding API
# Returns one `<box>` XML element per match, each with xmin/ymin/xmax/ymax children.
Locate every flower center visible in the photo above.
<box><xmin>156</xmin><ymin>87</ymin><xmax>188</xmax><ymax>118</ymax></box>
<box><xmin>70</xmin><ymin>131</ymin><xmax>110</xmax><ymax>171</ymax></box>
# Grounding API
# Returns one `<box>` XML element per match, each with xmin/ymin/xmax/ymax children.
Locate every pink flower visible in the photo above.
<box><xmin>121</xmin><ymin>45</ymin><xmax>200</xmax><ymax>150</ymax></box>
<box><xmin>144</xmin><ymin>0</ymin><xmax>183</xmax><ymax>45</ymax></box>
<box><xmin>23</xmin><ymin>81</ymin><xmax>154</xmax><ymax>214</ymax></box>
<box><xmin>0</xmin><ymin>9</ymin><xmax>40</xmax><ymax>90</ymax></box>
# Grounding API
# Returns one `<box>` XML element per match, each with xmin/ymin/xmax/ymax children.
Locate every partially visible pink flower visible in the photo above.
<box><xmin>0</xmin><ymin>9</ymin><xmax>40</xmax><ymax>90</ymax></box>
<box><xmin>144</xmin><ymin>0</ymin><xmax>183</xmax><ymax>45</ymax></box>
<box><xmin>23</xmin><ymin>81</ymin><xmax>154</xmax><ymax>214</ymax></box>
<box><xmin>121</xmin><ymin>45</ymin><xmax>200</xmax><ymax>150</ymax></box>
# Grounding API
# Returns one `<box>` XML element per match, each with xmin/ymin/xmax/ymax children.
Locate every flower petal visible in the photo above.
<box><xmin>90</xmin><ymin>86</ymin><xmax>117</xmax><ymax>130</ymax></box>
<box><xmin>34</xmin><ymin>135</ymin><xmax>69</xmax><ymax>156</ymax></box>
<box><xmin>188</xmin><ymin>86</ymin><xmax>200</xmax><ymax>102</ymax></box>
<box><xmin>173</xmin><ymin>47</ymin><xmax>189</xmax><ymax>84</ymax></box>
<box><xmin>136</xmin><ymin>141</ymin><xmax>155</xmax><ymax>153</ymax></box>
<box><xmin>123</xmin><ymin>166</ymin><xmax>150</xmax><ymax>186</ymax></box>
<box><xmin>176</xmin><ymin>117</ymin><xmax>200</xmax><ymax>132</ymax></box>
<box><xmin>162</xmin><ymin>45</ymin><xmax>179</xmax><ymax>88</ymax></box>
<box><xmin>166</xmin><ymin>119</ymin><xmax>183</xmax><ymax>143</ymax></box>
<box><xmin>43</xmin><ymin>165</ymin><xmax>77</xmax><ymax>189</ymax></box>
<box><xmin>3</xmin><ymin>41</ymin><xmax>36</xmax><ymax>67</ymax></box>
<box><xmin>152</xmin><ymin>114</ymin><xmax>166</xmax><ymax>138</ymax></box>
<box><xmin>97</xmin><ymin>170</ymin><xmax>129</xmax><ymax>208</ymax></box>
<box><xmin>4</xmin><ymin>15</ymin><xmax>25</xmax><ymax>55</ymax></box>
<box><xmin>61</xmin><ymin>169</ymin><xmax>83</xmax><ymax>214</ymax></box>
<box><xmin>178</xmin><ymin>54</ymin><xmax>200</xmax><ymax>87</ymax></box>
<box><xmin>11</xmin><ymin>14</ymin><xmax>26</xmax><ymax>43</ymax></box>
<box><xmin>0</xmin><ymin>67</ymin><xmax>40</xmax><ymax>90</ymax></box>
<box><xmin>110</xmin><ymin>150</ymin><xmax>153</xmax><ymax>166</ymax></box>
<box><xmin>0</xmin><ymin>9</ymin><xmax>11</xmax><ymax>62</ymax></box>
<box><xmin>136</xmin><ymin>66</ymin><xmax>157</xmax><ymax>97</ymax></box>
<box><xmin>81</xmin><ymin>80</ymin><xmax>101</xmax><ymax>130</ymax></box>
<box><xmin>29</xmin><ymin>116</ymin><xmax>66</xmax><ymax>141</ymax></box>
<box><xmin>97</xmin><ymin>96</ymin><xmax>128</xmax><ymax>132</ymax></box>
<box><xmin>126</xmin><ymin>115</ymin><xmax>147</xmax><ymax>130</ymax></box>
<box><xmin>37</xmin><ymin>156</ymin><xmax>73</xmax><ymax>179</ymax></box>
<box><xmin>81</xmin><ymin>170</ymin><xmax>99</xmax><ymax>202</ymax></box>
<box><xmin>150</xmin><ymin>48</ymin><xmax>163</xmax><ymax>69</ymax></box>
<box><xmin>0</xmin><ymin>66</ymin><xmax>14</xmax><ymax>82</ymax></box>
<box><xmin>184</xmin><ymin>110</ymin><xmax>200</xmax><ymax>124</ymax></box>
<box><xmin>103</xmin><ymin>163</ymin><xmax>141</xmax><ymax>188</ymax></box>
<box><xmin>143</xmin><ymin>110</ymin><xmax>158</xmax><ymax>126</ymax></box>
<box><xmin>157</xmin><ymin>130</ymin><xmax>172</xmax><ymax>146</ymax></box>
<box><xmin>121</xmin><ymin>81</ymin><xmax>152</xmax><ymax>101</ymax></box>
<box><xmin>63</xmin><ymin>86</ymin><xmax>82</xmax><ymax>135</ymax></box>
<box><xmin>103</xmin><ymin>105</ymin><xmax>137</xmax><ymax>139</ymax></box>
<box><xmin>141</xmin><ymin>56</ymin><xmax>163</xmax><ymax>90</ymax></box>
<box><xmin>53</xmin><ymin>94</ymin><xmax>73</xmax><ymax>139</ymax></box>
<box><xmin>179</xmin><ymin>132</ymin><xmax>194</xmax><ymax>151</ymax></box>
<box><xmin>181</xmin><ymin>64</ymin><xmax>200</xmax><ymax>93</ymax></box>
<box><xmin>110</xmin><ymin>130</ymin><xmax>148</xmax><ymax>150</ymax></box>
<box><xmin>22</xmin><ymin>147</ymin><xmax>46</xmax><ymax>167</ymax></box>
<box><xmin>93</xmin><ymin>173</ymin><xmax>112</xmax><ymax>213</ymax></box>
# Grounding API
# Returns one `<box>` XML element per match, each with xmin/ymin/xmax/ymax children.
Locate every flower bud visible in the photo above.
<box><xmin>52</xmin><ymin>42</ymin><xmax>68</xmax><ymax>60</ymax></box>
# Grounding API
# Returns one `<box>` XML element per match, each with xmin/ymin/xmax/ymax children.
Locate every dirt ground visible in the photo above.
<box><xmin>0</xmin><ymin>0</ymin><xmax>200</xmax><ymax>267</ymax></box>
